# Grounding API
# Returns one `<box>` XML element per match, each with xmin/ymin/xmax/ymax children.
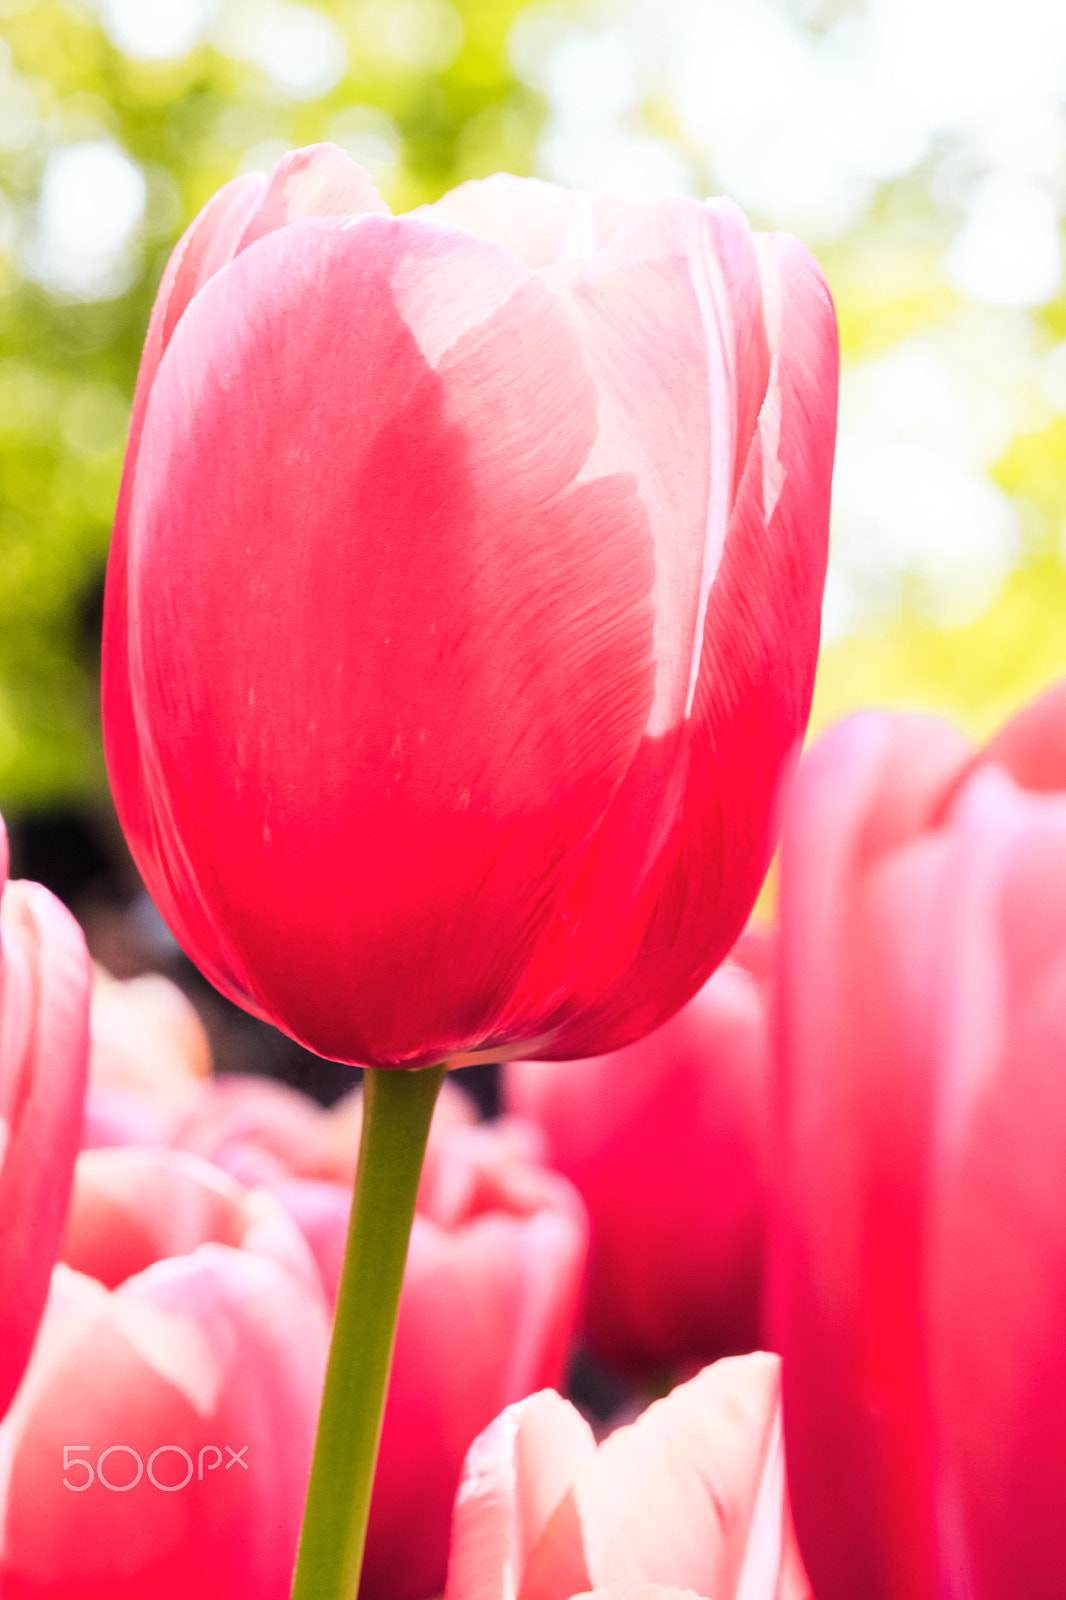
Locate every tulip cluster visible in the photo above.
<box><xmin>10</xmin><ymin>128</ymin><xmax>1066</xmax><ymax>1600</ymax></box>
<box><xmin>9</xmin><ymin>687</ymin><xmax>1066</xmax><ymax>1596</ymax></box>
<box><xmin>2</xmin><ymin>1026</ymin><xmax>588</xmax><ymax>1600</ymax></box>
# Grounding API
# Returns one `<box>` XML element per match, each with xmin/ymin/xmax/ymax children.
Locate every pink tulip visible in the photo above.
<box><xmin>770</xmin><ymin>680</ymin><xmax>1066</xmax><ymax>1600</ymax></box>
<box><xmin>102</xmin><ymin>142</ymin><xmax>837</xmax><ymax>1069</ymax></box>
<box><xmin>504</xmin><ymin>932</ymin><xmax>770</xmax><ymax>1376</ymax></box>
<box><xmin>0</xmin><ymin>820</ymin><xmax>92</xmax><ymax>1419</ymax></box>
<box><xmin>271</xmin><ymin>1116</ymin><xmax>588</xmax><ymax>1600</ymax></box>
<box><xmin>0</xmin><ymin>1145</ymin><xmax>328</xmax><ymax>1599</ymax></box>
<box><xmin>82</xmin><ymin>969</ymin><xmax>212</xmax><ymax>1150</ymax></box>
<box><xmin>169</xmin><ymin>1071</ymin><xmax>478</xmax><ymax>1187</ymax></box>
<box><xmin>445</xmin><ymin>1351</ymin><xmax>811</xmax><ymax>1600</ymax></box>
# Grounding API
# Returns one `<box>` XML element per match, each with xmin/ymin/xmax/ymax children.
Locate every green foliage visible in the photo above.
<box><xmin>5</xmin><ymin>0</ymin><xmax>1066</xmax><ymax>812</ymax></box>
<box><xmin>812</xmin><ymin>552</ymin><xmax>1066</xmax><ymax>744</ymax></box>
<box><xmin>0</xmin><ymin>0</ymin><xmax>543</xmax><ymax>808</ymax></box>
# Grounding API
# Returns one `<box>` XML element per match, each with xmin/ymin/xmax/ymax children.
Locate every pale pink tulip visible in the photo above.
<box><xmin>445</xmin><ymin>1352</ymin><xmax>810</xmax><ymax>1600</ymax></box>
<box><xmin>82</xmin><ymin>968</ymin><xmax>211</xmax><ymax>1150</ymax></box>
<box><xmin>504</xmin><ymin>934</ymin><xmax>770</xmax><ymax>1376</ymax></box>
<box><xmin>0</xmin><ymin>821</ymin><xmax>92</xmax><ymax>1419</ymax></box>
<box><xmin>0</xmin><ymin>1146</ymin><xmax>328</xmax><ymax>1599</ymax></box>
<box><xmin>171</xmin><ymin>1071</ymin><xmax>478</xmax><ymax>1187</ymax></box>
<box><xmin>772</xmin><ymin>679</ymin><xmax>1066</xmax><ymax>1600</ymax></box>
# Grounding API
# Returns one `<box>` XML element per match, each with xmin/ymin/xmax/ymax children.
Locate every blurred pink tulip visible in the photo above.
<box><xmin>0</xmin><ymin>1146</ymin><xmax>328</xmax><ymax>1599</ymax></box>
<box><xmin>103</xmin><ymin>141</ymin><xmax>837</xmax><ymax>1070</ymax></box>
<box><xmin>445</xmin><ymin>1351</ymin><xmax>810</xmax><ymax>1600</ymax></box>
<box><xmin>274</xmin><ymin>1116</ymin><xmax>587</xmax><ymax>1600</ymax></box>
<box><xmin>170</xmin><ymin>1071</ymin><xmax>478</xmax><ymax>1187</ymax></box>
<box><xmin>82</xmin><ymin>968</ymin><xmax>211</xmax><ymax>1150</ymax></box>
<box><xmin>771</xmin><ymin>680</ymin><xmax>1066</xmax><ymax>1600</ymax></box>
<box><xmin>0</xmin><ymin>819</ymin><xmax>92</xmax><ymax>1419</ymax></box>
<box><xmin>504</xmin><ymin>934</ymin><xmax>771</xmax><ymax>1376</ymax></box>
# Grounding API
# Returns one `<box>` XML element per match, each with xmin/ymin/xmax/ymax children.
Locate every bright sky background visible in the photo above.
<box><xmin>17</xmin><ymin>0</ymin><xmax>1066</xmax><ymax>644</ymax></box>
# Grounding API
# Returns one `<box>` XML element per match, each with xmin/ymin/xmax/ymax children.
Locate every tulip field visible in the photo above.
<box><xmin>3</xmin><ymin>2</ymin><xmax>1066</xmax><ymax>1598</ymax></box>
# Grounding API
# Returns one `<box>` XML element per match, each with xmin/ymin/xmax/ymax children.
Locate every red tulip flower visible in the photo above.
<box><xmin>0</xmin><ymin>1146</ymin><xmax>328</xmax><ymax>1600</ymax></box>
<box><xmin>0</xmin><ymin>820</ymin><xmax>92</xmax><ymax>1419</ymax></box>
<box><xmin>103</xmin><ymin>142</ymin><xmax>838</xmax><ymax>1070</ymax></box>
<box><xmin>504</xmin><ymin>931</ymin><xmax>771</xmax><ymax>1376</ymax></box>
<box><xmin>770</xmin><ymin>681</ymin><xmax>1066</xmax><ymax>1600</ymax></box>
<box><xmin>445</xmin><ymin>1352</ymin><xmax>811</xmax><ymax>1600</ymax></box>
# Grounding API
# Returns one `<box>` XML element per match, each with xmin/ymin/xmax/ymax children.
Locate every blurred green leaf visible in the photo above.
<box><xmin>0</xmin><ymin>0</ymin><xmax>544</xmax><ymax>808</ymax></box>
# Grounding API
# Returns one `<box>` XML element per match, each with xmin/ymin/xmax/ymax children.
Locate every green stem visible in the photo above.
<box><xmin>290</xmin><ymin>1062</ymin><xmax>446</xmax><ymax>1600</ymax></box>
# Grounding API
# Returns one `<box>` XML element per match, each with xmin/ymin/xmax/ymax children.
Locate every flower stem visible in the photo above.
<box><xmin>290</xmin><ymin>1062</ymin><xmax>446</xmax><ymax>1600</ymax></box>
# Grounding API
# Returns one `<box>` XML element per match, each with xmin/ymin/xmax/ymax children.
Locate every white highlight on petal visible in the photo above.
<box><xmin>733</xmin><ymin>1400</ymin><xmax>785</xmax><ymax>1600</ymax></box>
<box><xmin>111</xmin><ymin>1295</ymin><xmax>223</xmax><ymax>1418</ymax></box>
<box><xmin>417</xmin><ymin>176</ymin><xmax>655</xmax><ymax>272</ymax></box>
<box><xmin>390</xmin><ymin>229</ymin><xmax>530</xmax><ymax>369</ymax></box>
<box><xmin>683</xmin><ymin>210</ymin><xmax>740</xmax><ymax>721</ymax></box>
<box><xmin>758</xmin><ymin>359</ymin><xmax>784</xmax><ymax>529</ymax></box>
<box><xmin>555</xmin><ymin>198</ymin><xmax>753</xmax><ymax>738</ymax></box>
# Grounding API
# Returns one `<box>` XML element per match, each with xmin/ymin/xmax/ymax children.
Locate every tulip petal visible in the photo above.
<box><xmin>573</xmin><ymin>1588</ymin><xmax>709</xmax><ymax>1600</ymax></box>
<box><xmin>475</xmin><ymin>203</ymin><xmax>774</xmax><ymax>1051</ymax></box>
<box><xmin>415</xmin><ymin>174</ymin><xmax>653</xmax><ymax>268</ymax></box>
<box><xmin>236</xmin><ymin>141</ymin><xmax>388</xmax><ymax>252</ymax></box>
<box><xmin>556</xmin><ymin>199</ymin><xmax>764</xmax><ymax>738</ymax></box>
<box><xmin>973</xmin><ymin>675</ymin><xmax>1066</xmax><ymax>794</ymax></box>
<box><xmin>121</xmin><ymin>213</ymin><xmax>656</xmax><ymax>1063</ymax></box>
<box><xmin>0</xmin><ymin>1248</ymin><xmax>328</xmax><ymax>1600</ymax></box>
<box><xmin>520</xmin><ymin>1355</ymin><xmax>788</xmax><ymax>1600</ymax></box>
<box><xmin>924</xmin><ymin>773</ymin><xmax>1066</xmax><ymax>1600</ymax></box>
<box><xmin>533</xmin><ymin>231</ymin><xmax>837</xmax><ymax>1059</ymax></box>
<box><xmin>505</xmin><ymin>958</ymin><xmax>768</xmax><ymax>1373</ymax></box>
<box><xmin>768</xmin><ymin>713</ymin><xmax>972</xmax><ymax>1600</ymax></box>
<box><xmin>0</xmin><ymin>882</ymin><xmax>91</xmax><ymax>1418</ymax></box>
<box><xmin>60</xmin><ymin>1146</ymin><xmax>323</xmax><ymax>1297</ymax></box>
<box><xmin>446</xmin><ymin>1391</ymin><xmax>598</xmax><ymax>1600</ymax></box>
<box><xmin>103</xmin><ymin>150</ymin><xmax>390</xmax><ymax>1011</ymax></box>
<box><xmin>60</xmin><ymin>1147</ymin><xmax>249</xmax><ymax>1288</ymax></box>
